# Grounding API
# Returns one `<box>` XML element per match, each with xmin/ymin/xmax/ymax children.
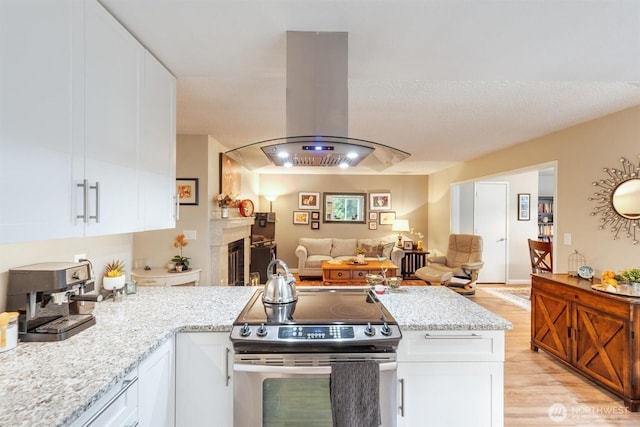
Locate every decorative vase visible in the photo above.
<box><xmin>221</xmin><ymin>206</ymin><xmax>229</xmax><ymax>218</ymax></box>
<box><xmin>103</xmin><ymin>275</ymin><xmax>126</xmax><ymax>291</ymax></box>
<box><xmin>175</xmin><ymin>264</ymin><xmax>183</xmax><ymax>272</ymax></box>
<box><xmin>356</xmin><ymin>254</ymin><xmax>365</xmax><ymax>264</ymax></box>
<box><xmin>417</xmin><ymin>240</ymin><xmax>423</xmax><ymax>251</ymax></box>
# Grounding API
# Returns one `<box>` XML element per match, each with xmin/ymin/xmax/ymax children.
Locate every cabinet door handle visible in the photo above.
<box><xmin>398</xmin><ymin>378</ymin><xmax>405</xmax><ymax>417</ymax></box>
<box><xmin>225</xmin><ymin>347</ymin><xmax>231</xmax><ymax>387</ymax></box>
<box><xmin>77</xmin><ymin>179</ymin><xmax>89</xmax><ymax>223</ymax></box>
<box><xmin>424</xmin><ymin>333</ymin><xmax>483</xmax><ymax>339</ymax></box>
<box><xmin>174</xmin><ymin>194</ymin><xmax>180</xmax><ymax>220</ymax></box>
<box><xmin>83</xmin><ymin>376</ymin><xmax>138</xmax><ymax>427</ymax></box>
<box><xmin>89</xmin><ymin>181</ymin><xmax>100</xmax><ymax>223</ymax></box>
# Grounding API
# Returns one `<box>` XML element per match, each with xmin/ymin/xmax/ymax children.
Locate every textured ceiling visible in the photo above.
<box><xmin>100</xmin><ymin>0</ymin><xmax>640</xmax><ymax>174</ymax></box>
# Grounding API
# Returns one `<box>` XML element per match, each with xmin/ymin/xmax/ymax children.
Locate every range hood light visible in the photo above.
<box><xmin>339</xmin><ymin>162</ymin><xmax>350</xmax><ymax>169</ymax></box>
<box><xmin>283</xmin><ymin>161</ymin><xmax>293</xmax><ymax>168</ymax></box>
<box><xmin>277</xmin><ymin>151</ymin><xmax>290</xmax><ymax>159</ymax></box>
<box><xmin>346</xmin><ymin>152</ymin><xmax>358</xmax><ymax>159</ymax></box>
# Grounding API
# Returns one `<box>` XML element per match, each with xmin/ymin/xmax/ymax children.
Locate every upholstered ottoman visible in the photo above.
<box><xmin>414</xmin><ymin>267</ymin><xmax>453</xmax><ymax>285</ymax></box>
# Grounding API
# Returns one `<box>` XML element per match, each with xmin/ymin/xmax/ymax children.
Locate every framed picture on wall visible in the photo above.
<box><xmin>379</xmin><ymin>211</ymin><xmax>396</xmax><ymax>225</ymax></box>
<box><xmin>293</xmin><ymin>211</ymin><xmax>310</xmax><ymax>224</ymax></box>
<box><xmin>219</xmin><ymin>153</ymin><xmax>241</xmax><ymax>208</ymax></box>
<box><xmin>176</xmin><ymin>178</ymin><xmax>199</xmax><ymax>205</ymax></box>
<box><xmin>368</xmin><ymin>221</ymin><xmax>378</xmax><ymax>230</ymax></box>
<box><xmin>369</xmin><ymin>212</ymin><xmax>378</xmax><ymax>221</ymax></box>
<box><xmin>311</xmin><ymin>220</ymin><xmax>320</xmax><ymax>230</ymax></box>
<box><xmin>518</xmin><ymin>193</ymin><xmax>531</xmax><ymax>221</ymax></box>
<box><xmin>311</xmin><ymin>211</ymin><xmax>320</xmax><ymax>221</ymax></box>
<box><xmin>370</xmin><ymin>192</ymin><xmax>391</xmax><ymax>210</ymax></box>
<box><xmin>298</xmin><ymin>192</ymin><xmax>320</xmax><ymax>209</ymax></box>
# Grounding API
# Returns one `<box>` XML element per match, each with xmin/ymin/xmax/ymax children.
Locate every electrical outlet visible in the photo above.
<box><xmin>74</xmin><ymin>253</ymin><xmax>86</xmax><ymax>262</ymax></box>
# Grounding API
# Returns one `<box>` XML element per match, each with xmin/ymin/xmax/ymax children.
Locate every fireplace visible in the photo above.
<box><xmin>210</xmin><ymin>215</ymin><xmax>254</xmax><ymax>286</ymax></box>
<box><xmin>228</xmin><ymin>239</ymin><xmax>245</xmax><ymax>286</ymax></box>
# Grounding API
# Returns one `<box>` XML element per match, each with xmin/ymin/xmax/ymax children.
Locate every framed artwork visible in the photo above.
<box><xmin>518</xmin><ymin>193</ymin><xmax>531</xmax><ymax>221</ymax></box>
<box><xmin>403</xmin><ymin>240</ymin><xmax>414</xmax><ymax>250</ymax></box>
<box><xmin>176</xmin><ymin>178</ymin><xmax>199</xmax><ymax>205</ymax></box>
<box><xmin>379</xmin><ymin>211</ymin><xmax>396</xmax><ymax>225</ymax></box>
<box><xmin>370</xmin><ymin>192</ymin><xmax>391</xmax><ymax>210</ymax></box>
<box><xmin>323</xmin><ymin>192</ymin><xmax>366</xmax><ymax>223</ymax></box>
<box><xmin>219</xmin><ymin>153</ymin><xmax>242</xmax><ymax>208</ymax></box>
<box><xmin>293</xmin><ymin>211</ymin><xmax>310</xmax><ymax>224</ymax></box>
<box><xmin>298</xmin><ymin>192</ymin><xmax>320</xmax><ymax>209</ymax></box>
<box><xmin>368</xmin><ymin>221</ymin><xmax>378</xmax><ymax>230</ymax></box>
<box><xmin>369</xmin><ymin>212</ymin><xmax>378</xmax><ymax>221</ymax></box>
<box><xmin>311</xmin><ymin>211</ymin><xmax>320</xmax><ymax>221</ymax></box>
<box><xmin>311</xmin><ymin>220</ymin><xmax>320</xmax><ymax>230</ymax></box>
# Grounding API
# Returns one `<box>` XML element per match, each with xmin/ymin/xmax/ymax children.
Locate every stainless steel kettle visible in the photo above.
<box><xmin>262</xmin><ymin>259</ymin><xmax>298</xmax><ymax>304</ymax></box>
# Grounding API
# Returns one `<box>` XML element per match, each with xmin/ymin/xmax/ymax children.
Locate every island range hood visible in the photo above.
<box><xmin>225</xmin><ymin>31</ymin><xmax>410</xmax><ymax>171</ymax></box>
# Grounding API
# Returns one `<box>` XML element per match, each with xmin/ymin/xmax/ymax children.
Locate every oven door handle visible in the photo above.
<box><xmin>234</xmin><ymin>361</ymin><xmax>397</xmax><ymax>375</ymax></box>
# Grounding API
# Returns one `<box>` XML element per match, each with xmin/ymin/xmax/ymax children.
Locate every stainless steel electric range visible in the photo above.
<box><xmin>230</xmin><ymin>288</ymin><xmax>402</xmax><ymax>426</ymax></box>
<box><xmin>230</xmin><ymin>287</ymin><xmax>402</xmax><ymax>353</ymax></box>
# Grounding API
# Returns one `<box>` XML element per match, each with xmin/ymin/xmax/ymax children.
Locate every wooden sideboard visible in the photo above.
<box><xmin>531</xmin><ymin>273</ymin><xmax>640</xmax><ymax>411</ymax></box>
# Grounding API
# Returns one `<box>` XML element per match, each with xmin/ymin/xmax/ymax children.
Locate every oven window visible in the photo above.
<box><xmin>263</xmin><ymin>378</ymin><xmax>332</xmax><ymax>426</ymax></box>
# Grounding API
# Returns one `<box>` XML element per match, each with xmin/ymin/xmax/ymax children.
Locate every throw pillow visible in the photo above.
<box><xmin>380</xmin><ymin>241</ymin><xmax>396</xmax><ymax>259</ymax></box>
<box><xmin>360</xmin><ymin>242</ymin><xmax>380</xmax><ymax>257</ymax></box>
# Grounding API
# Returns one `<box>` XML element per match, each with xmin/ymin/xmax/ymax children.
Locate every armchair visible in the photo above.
<box><xmin>415</xmin><ymin>234</ymin><xmax>484</xmax><ymax>295</ymax></box>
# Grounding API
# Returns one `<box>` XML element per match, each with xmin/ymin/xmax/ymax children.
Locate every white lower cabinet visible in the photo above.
<box><xmin>138</xmin><ymin>338</ymin><xmax>175</xmax><ymax>427</ymax></box>
<box><xmin>71</xmin><ymin>369</ymin><xmax>139</xmax><ymax>427</ymax></box>
<box><xmin>70</xmin><ymin>337</ymin><xmax>174</xmax><ymax>427</ymax></box>
<box><xmin>176</xmin><ymin>332</ymin><xmax>233</xmax><ymax>427</ymax></box>
<box><xmin>397</xmin><ymin>330</ymin><xmax>505</xmax><ymax>427</ymax></box>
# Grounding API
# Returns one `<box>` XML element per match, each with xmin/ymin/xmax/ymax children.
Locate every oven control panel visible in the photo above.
<box><xmin>278</xmin><ymin>326</ymin><xmax>355</xmax><ymax>340</ymax></box>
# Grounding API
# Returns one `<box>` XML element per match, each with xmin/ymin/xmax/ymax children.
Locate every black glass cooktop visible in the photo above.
<box><xmin>234</xmin><ymin>288</ymin><xmax>396</xmax><ymax>325</ymax></box>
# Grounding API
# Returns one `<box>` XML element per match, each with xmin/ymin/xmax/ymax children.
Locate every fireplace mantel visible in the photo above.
<box><xmin>210</xmin><ymin>215</ymin><xmax>254</xmax><ymax>286</ymax></box>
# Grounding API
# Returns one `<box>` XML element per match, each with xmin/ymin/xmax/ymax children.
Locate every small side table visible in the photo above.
<box><xmin>401</xmin><ymin>250</ymin><xmax>429</xmax><ymax>279</ymax></box>
<box><xmin>132</xmin><ymin>268</ymin><xmax>202</xmax><ymax>287</ymax></box>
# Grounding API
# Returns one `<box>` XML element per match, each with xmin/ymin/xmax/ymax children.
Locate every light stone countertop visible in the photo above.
<box><xmin>0</xmin><ymin>285</ymin><xmax>511</xmax><ymax>427</ymax></box>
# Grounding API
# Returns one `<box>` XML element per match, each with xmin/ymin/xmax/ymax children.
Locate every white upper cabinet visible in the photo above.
<box><xmin>82</xmin><ymin>0</ymin><xmax>144</xmax><ymax>236</ymax></box>
<box><xmin>0</xmin><ymin>0</ymin><xmax>83</xmax><ymax>242</ymax></box>
<box><xmin>140</xmin><ymin>52</ymin><xmax>177</xmax><ymax>231</ymax></box>
<box><xmin>0</xmin><ymin>0</ymin><xmax>176</xmax><ymax>244</ymax></box>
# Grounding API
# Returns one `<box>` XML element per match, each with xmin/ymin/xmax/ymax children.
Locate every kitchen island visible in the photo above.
<box><xmin>0</xmin><ymin>286</ymin><xmax>511</xmax><ymax>427</ymax></box>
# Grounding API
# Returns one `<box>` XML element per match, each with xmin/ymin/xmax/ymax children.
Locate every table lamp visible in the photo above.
<box><xmin>392</xmin><ymin>219</ymin><xmax>410</xmax><ymax>247</ymax></box>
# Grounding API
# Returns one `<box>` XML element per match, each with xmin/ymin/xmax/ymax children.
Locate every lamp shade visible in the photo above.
<box><xmin>392</xmin><ymin>219</ymin><xmax>410</xmax><ymax>232</ymax></box>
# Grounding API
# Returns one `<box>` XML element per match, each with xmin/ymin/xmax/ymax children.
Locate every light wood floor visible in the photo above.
<box><xmin>470</xmin><ymin>285</ymin><xmax>640</xmax><ymax>426</ymax></box>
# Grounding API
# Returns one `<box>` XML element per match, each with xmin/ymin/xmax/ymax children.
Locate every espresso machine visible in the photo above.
<box><xmin>7</xmin><ymin>261</ymin><xmax>102</xmax><ymax>342</ymax></box>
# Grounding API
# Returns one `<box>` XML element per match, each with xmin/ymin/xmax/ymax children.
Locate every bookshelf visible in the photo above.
<box><xmin>538</xmin><ymin>196</ymin><xmax>553</xmax><ymax>241</ymax></box>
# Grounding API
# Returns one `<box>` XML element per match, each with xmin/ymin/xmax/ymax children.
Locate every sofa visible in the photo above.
<box><xmin>295</xmin><ymin>237</ymin><xmax>404</xmax><ymax>278</ymax></box>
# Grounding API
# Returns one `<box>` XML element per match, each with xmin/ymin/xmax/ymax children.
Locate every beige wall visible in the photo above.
<box><xmin>257</xmin><ymin>174</ymin><xmax>429</xmax><ymax>270</ymax></box>
<box><xmin>428</xmin><ymin>105</ymin><xmax>640</xmax><ymax>276</ymax></box>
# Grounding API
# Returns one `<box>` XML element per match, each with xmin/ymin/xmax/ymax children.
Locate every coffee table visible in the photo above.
<box><xmin>321</xmin><ymin>260</ymin><xmax>399</xmax><ymax>285</ymax></box>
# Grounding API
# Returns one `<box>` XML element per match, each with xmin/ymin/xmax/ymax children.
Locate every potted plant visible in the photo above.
<box><xmin>619</xmin><ymin>267</ymin><xmax>640</xmax><ymax>285</ymax></box>
<box><xmin>172</xmin><ymin>234</ymin><xmax>190</xmax><ymax>272</ymax></box>
<box><xmin>103</xmin><ymin>260</ymin><xmax>126</xmax><ymax>290</ymax></box>
<box><xmin>355</xmin><ymin>246</ymin><xmax>367</xmax><ymax>264</ymax></box>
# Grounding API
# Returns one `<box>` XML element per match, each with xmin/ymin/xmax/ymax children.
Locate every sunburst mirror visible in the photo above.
<box><xmin>589</xmin><ymin>156</ymin><xmax>640</xmax><ymax>244</ymax></box>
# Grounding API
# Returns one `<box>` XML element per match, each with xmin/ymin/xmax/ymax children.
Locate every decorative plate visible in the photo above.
<box><xmin>239</xmin><ymin>199</ymin><xmax>255</xmax><ymax>217</ymax></box>
<box><xmin>577</xmin><ymin>265</ymin><xmax>594</xmax><ymax>279</ymax></box>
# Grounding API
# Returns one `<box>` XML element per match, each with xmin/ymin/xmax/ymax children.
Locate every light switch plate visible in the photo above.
<box><xmin>183</xmin><ymin>230</ymin><xmax>197</xmax><ymax>240</ymax></box>
<box><xmin>563</xmin><ymin>233</ymin><xmax>572</xmax><ymax>245</ymax></box>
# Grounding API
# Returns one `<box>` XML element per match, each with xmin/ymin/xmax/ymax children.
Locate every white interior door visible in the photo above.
<box><xmin>474</xmin><ymin>182</ymin><xmax>508</xmax><ymax>283</ymax></box>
